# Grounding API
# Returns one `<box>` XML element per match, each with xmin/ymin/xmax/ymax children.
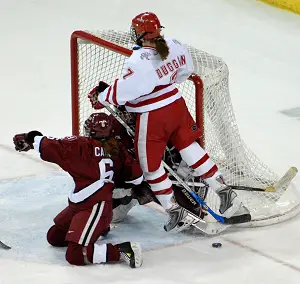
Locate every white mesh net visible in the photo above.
<box><xmin>72</xmin><ymin>30</ymin><xmax>300</xmax><ymax>227</ymax></box>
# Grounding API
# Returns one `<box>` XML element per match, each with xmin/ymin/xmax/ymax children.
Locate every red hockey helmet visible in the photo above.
<box><xmin>84</xmin><ymin>113</ymin><xmax>112</xmax><ymax>140</ymax></box>
<box><xmin>131</xmin><ymin>12</ymin><xmax>163</xmax><ymax>45</ymax></box>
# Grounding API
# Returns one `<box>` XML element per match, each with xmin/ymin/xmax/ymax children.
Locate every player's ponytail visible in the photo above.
<box><xmin>154</xmin><ymin>36</ymin><xmax>169</xmax><ymax>60</ymax></box>
<box><xmin>102</xmin><ymin>137</ymin><xmax>120</xmax><ymax>157</ymax></box>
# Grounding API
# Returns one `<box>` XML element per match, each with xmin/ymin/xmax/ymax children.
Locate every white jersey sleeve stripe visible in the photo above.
<box><xmin>128</xmin><ymin>84</ymin><xmax>176</xmax><ymax>105</ymax></box>
<box><xmin>125</xmin><ymin>92</ymin><xmax>181</xmax><ymax>113</ymax></box>
<box><xmin>126</xmin><ymin>88</ymin><xmax>178</xmax><ymax>107</ymax></box>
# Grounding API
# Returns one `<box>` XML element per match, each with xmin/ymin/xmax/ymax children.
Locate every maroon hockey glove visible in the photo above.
<box><xmin>88</xmin><ymin>81</ymin><xmax>109</xmax><ymax>109</ymax></box>
<box><xmin>132</xmin><ymin>181</ymin><xmax>160</xmax><ymax>205</ymax></box>
<box><xmin>13</xmin><ymin>133</ymin><xmax>33</xmax><ymax>152</ymax></box>
<box><xmin>13</xmin><ymin>131</ymin><xmax>43</xmax><ymax>152</ymax></box>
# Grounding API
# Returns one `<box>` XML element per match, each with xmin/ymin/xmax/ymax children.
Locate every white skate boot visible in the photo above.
<box><xmin>164</xmin><ymin>198</ymin><xmax>196</xmax><ymax>233</ymax></box>
<box><xmin>215</xmin><ymin>185</ymin><xmax>244</xmax><ymax>218</ymax></box>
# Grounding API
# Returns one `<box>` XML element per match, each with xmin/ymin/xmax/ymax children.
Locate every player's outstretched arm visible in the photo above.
<box><xmin>13</xmin><ymin>131</ymin><xmax>70</xmax><ymax>170</ymax></box>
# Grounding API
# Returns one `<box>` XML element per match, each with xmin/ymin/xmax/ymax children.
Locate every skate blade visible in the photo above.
<box><xmin>187</xmin><ymin>213</ymin><xmax>230</xmax><ymax>235</ymax></box>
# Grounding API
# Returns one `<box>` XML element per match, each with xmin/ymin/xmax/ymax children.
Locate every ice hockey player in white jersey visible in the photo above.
<box><xmin>88</xmin><ymin>12</ymin><xmax>245</xmax><ymax>232</ymax></box>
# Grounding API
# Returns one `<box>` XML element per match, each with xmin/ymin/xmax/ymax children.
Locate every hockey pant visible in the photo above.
<box><xmin>47</xmin><ymin>201</ymin><xmax>120</xmax><ymax>265</ymax></box>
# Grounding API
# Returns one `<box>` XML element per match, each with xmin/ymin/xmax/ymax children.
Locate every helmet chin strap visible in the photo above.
<box><xmin>136</xmin><ymin>32</ymin><xmax>148</xmax><ymax>46</ymax></box>
<box><xmin>135</xmin><ymin>26</ymin><xmax>164</xmax><ymax>46</ymax></box>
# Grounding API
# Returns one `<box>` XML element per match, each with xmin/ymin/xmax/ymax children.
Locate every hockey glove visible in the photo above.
<box><xmin>88</xmin><ymin>81</ymin><xmax>109</xmax><ymax>109</ymax></box>
<box><xmin>13</xmin><ymin>131</ymin><xmax>43</xmax><ymax>152</ymax></box>
<box><xmin>132</xmin><ymin>181</ymin><xmax>160</xmax><ymax>205</ymax></box>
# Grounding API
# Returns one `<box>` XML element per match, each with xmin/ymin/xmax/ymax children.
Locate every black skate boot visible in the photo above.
<box><xmin>117</xmin><ymin>242</ymin><xmax>142</xmax><ymax>268</ymax></box>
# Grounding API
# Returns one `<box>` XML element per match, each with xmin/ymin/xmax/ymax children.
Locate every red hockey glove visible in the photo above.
<box><xmin>88</xmin><ymin>81</ymin><xmax>109</xmax><ymax>110</ymax></box>
<box><xmin>13</xmin><ymin>133</ymin><xmax>33</xmax><ymax>152</ymax></box>
<box><xmin>88</xmin><ymin>87</ymin><xmax>104</xmax><ymax>110</ymax></box>
<box><xmin>13</xmin><ymin>131</ymin><xmax>43</xmax><ymax>152</ymax></box>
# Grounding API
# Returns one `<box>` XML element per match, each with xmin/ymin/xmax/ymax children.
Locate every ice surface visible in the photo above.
<box><xmin>1</xmin><ymin>0</ymin><xmax>300</xmax><ymax>283</ymax></box>
<box><xmin>0</xmin><ymin>172</ymin><xmax>204</xmax><ymax>265</ymax></box>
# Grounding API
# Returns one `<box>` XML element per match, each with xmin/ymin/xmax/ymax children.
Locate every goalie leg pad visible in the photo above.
<box><xmin>112</xmin><ymin>199</ymin><xmax>137</xmax><ymax>223</ymax></box>
<box><xmin>173</xmin><ymin>185</ymin><xmax>207</xmax><ymax>219</ymax></box>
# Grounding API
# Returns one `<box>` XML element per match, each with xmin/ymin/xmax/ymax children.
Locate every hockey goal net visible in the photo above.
<box><xmin>71</xmin><ymin>30</ymin><xmax>300</xmax><ymax>227</ymax></box>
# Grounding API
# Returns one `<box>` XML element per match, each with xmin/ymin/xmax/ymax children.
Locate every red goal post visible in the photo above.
<box><xmin>71</xmin><ymin>30</ymin><xmax>204</xmax><ymax>145</ymax></box>
<box><xmin>70</xmin><ymin>30</ymin><xmax>300</xmax><ymax>227</ymax></box>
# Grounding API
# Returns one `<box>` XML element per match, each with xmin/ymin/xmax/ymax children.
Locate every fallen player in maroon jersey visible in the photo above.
<box><xmin>13</xmin><ymin>112</ymin><xmax>148</xmax><ymax>268</ymax></box>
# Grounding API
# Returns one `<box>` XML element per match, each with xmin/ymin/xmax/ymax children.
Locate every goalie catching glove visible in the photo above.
<box><xmin>13</xmin><ymin>131</ymin><xmax>43</xmax><ymax>152</ymax></box>
<box><xmin>88</xmin><ymin>81</ymin><xmax>109</xmax><ymax>109</ymax></box>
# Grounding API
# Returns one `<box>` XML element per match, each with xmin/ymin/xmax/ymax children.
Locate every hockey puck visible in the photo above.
<box><xmin>212</xmin><ymin>242</ymin><xmax>222</xmax><ymax>248</ymax></box>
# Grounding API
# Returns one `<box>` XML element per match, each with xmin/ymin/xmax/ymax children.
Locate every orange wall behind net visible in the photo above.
<box><xmin>258</xmin><ymin>0</ymin><xmax>300</xmax><ymax>15</ymax></box>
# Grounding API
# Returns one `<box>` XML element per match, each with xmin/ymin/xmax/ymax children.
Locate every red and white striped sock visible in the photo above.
<box><xmin>180</xmin><ymin>141</ymin><xmax>223</xmax><ymax>190</ymax></box>
<box><xmin>144</xmin><ymin>163</ymin><xmax>173</xmax><ymax>210</ymax></box>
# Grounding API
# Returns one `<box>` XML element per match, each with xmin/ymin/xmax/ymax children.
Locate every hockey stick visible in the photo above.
<box><xmin>231</xmin><ymin>167</ymin><xmax>297</xmax><ymax>192</ymax></box>
<box><xmin>104</xmin><ymin>105</ymin><xmax>251</xmax><ymax>225</ymax></box>
<box><xmin>0</xmin><ymin>240</ymin><xmax>11</xmax><ymax>250</ymax></box>
<box><xmin>171</xmin><ymin>167</ymin><xmax>298</xmax><ymax>193</ymax></box>
<box><xmin>163</xmin><ymin>164</ymin><xmax>297</xmax><ymax>223</ymax></box>
<box><xmin>171</xmin><ymin>181</ymin><xmax>269</xmax><ymax>192</ymax></box>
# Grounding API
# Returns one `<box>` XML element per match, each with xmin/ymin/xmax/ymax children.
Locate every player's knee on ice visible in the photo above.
<box><xmin>47</xmin><ymin>225</ymin><xmax>68</xmax><ymax>247</ymax></box>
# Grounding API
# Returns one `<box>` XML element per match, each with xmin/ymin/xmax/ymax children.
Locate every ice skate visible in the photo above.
<box><xmin>164</xmin><ymin>199</ymin><xmax>196</xmax><ymax>233</ymax></box>
<box><xmin>117</xmin><ymin>242</ymin><xmax>143</xmax><ymax>268</ymax></box>
<box><xmin>216</xmin><ymin>185</ymin><xmax>245</xmax><ymax>218</ymax></box>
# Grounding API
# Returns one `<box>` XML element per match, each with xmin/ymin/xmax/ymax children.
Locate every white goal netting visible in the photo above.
<box><xmin>71</xmin><ymin>30</ymin><xmax>300</xmax><ymax>227</ymax></box>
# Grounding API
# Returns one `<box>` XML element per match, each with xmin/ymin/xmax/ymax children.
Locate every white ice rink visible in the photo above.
<box><xmin>1</xmin><ymin>0</ymin><xmax>300</xmax><ymax>283</ymax></box>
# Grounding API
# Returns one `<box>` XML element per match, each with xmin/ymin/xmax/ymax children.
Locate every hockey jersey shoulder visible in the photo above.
<box><xmin>126</xmin><ymin>47</ymin><xmax>159</xmax><ymax>70</ymax></box>
<box><xmin>165</xmin><ymin>37</ymin><xmax>187</xmax><ymax>53</ymax></box>
<box><xmin>38</xmin><ymin>135</ymin><xmax>101</xmax><ymax>164</ymax></box>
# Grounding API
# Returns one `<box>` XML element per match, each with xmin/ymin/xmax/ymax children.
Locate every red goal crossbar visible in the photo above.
<box><xmin>70</xmin><ymin>30</ymin><xmax>204</xmax><ymax>147</ymax></box>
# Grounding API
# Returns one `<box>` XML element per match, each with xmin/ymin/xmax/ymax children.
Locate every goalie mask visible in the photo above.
<box><xmin>130</xmin><ymin>12</ymin><xmax>163</xmax><ymax>46</ymax></box>
<box><xmin>84</xmin><ymin>113</ymin><xmax>112</xmax><ymax>140</ymax></box>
